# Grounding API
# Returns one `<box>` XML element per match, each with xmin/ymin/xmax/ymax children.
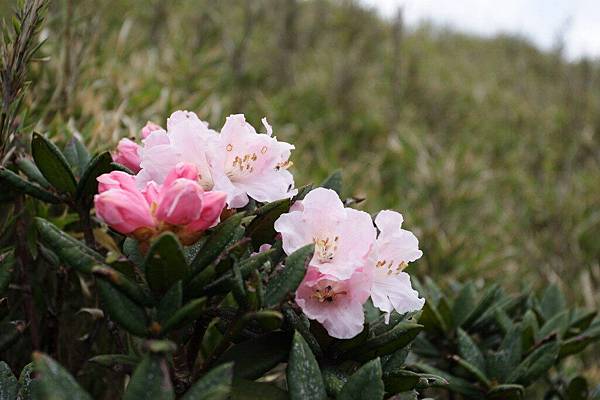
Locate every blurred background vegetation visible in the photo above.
<box><xmin>1</xmin><ymin>0</ymin><xmax>598</xmax><ymax>317</ymax></box>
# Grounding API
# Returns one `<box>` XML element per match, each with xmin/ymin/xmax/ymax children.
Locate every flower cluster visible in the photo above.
<box><xmin>94</xmin><ymin>163</ymin><xmax>226</xmax><ymax>245</ymax></box>
<box><xmin>275</xmin><ymin>188</ymin><xmax>424</xmax><ymax>338</ymax></box>
<box><xmin>98</xmin><ymin>110</ymin><xmax>423</xmax><ymax>339</ymax></box>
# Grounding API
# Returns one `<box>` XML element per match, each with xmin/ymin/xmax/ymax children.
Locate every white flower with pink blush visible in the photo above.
<box><xmin>274</xmin><ymin>188</ymin><xmax>376</xmax><ymax>280</ymax></box>
<box><xmin>369</xmin><ymin>210</ymin><xmax>425</xmax><ymax>322</ymax></box>
<box><xmin>295</xmin><ymin>267</ymin><xmax>372</xmax><ymax>339</ymax></box>
<box><xmin>137</xmin><ymin>110</ymin><xmax>218</xmax><ymax>190</ymax></box>
<box><xmin>210</xmin><ymin>114</ymin><xmax>296</xmax><ymax>208</ymax></box>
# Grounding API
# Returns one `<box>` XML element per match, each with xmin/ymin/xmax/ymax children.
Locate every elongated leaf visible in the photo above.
<box><xmin>157</xmin><ymin>282</ymin><xmax>182</xmax><ymax>324</ymax></box>
<box><xmin>123</xmin><ymin>354</ymin><xmax>174</xmax><ymax>400</ymax></box>
<box><xmin>507</xmin><ymin>339</ymin><xmax>560</xmax><ymax>385</ymax></box>
<box><xmin>487</xmin><ymin>384</ymin><xmax>524</xmax><ymax>400</ymax></box>
<box><xmin>145</xmin><ymin>232</ymin><xmax>190</xmax><ymax>293</ymax></box>
<box><xmin>231</xmin><ymin>380</ymin><xmax>288</xmax><ymax>400</ymax></box>
<box><xmin>382</xmin><ymin>370</ymin><xmax>420</xmax><ymax>394</ymax></box>
<box><xmin>190</xmin><ymin>212</ymin><xmax>246</xmax><ymax>273</ymax></box>
<box><xmin>97</xmin><ymin>280</ymin><xmax>148</xmax><ymax>337</ymax></box>
<box><xmin>452</xmin><ymin>282</ymin><xmax>476</xmax><ymax>328</ymax></box>
<box><xmin>411</xmin><ymin>363</ymin><xmax>481</xmax><ymax>398</ymax></box>
<box><xmin>32</xmin><ymin>353</ymin><xmax>92</xmax><ymax>400</ymax></box>
<box><xmin>75</xmin><ymin>151</ymin><xmax>113</xmax><ymax>208</ymax></box>
<box><xmin>450</xmin><ymin>355</ymin><xmax>490</xmax><ymax>387</ymax></box>
<box><xmin>539</xmin><ymin>284</ymin><xmax>565</xmax><ymax>321</ymax></box>
<box><xmin>17</xmin><ymin>362</ymin><xmax>34</xmax><ymax>400</ymax></box>
<box><xmin>92</xmin><ymin>265</ymin><xmax>153</xmax><ymax>306</ymax></box>
<box><xmin>0</xmin><ymin>361</ymin><xmax>17</xmax><ymax>400</ymax></box>
<box><xmin>349</xmin><ymin>322</ymin><xmax>423</xmax><ymax>362</ymax></box>
<box><xmin>287</xmin><ymin>332</ymin><xmax>327</xmax><ymax>400</ymax></box>
<box><xmin>160</xmin><ymin>297</ymin><xmax>206</xmax><ymax>334</ymax></box>
<box><xmin>246</xmin><ymin>199</ymin><xmax>291</xmax><ymax>248</ymax></box>
<box><xmin>0</xmin><ymin>249</ymin><xmax>15</xmax><ymax>296</ymax></box>
<box><xmin>282</xmin><ymin>305</ymin><xmax>322</xmax><ymax>357</ymax></box>
<box><xmin>0</xmin><ymin>168</ymin><xmax>62</xmax><ymax>203</ymax></box>
<box><xmin>264</xmin><ymin>244</ymin><xmax>314</xmax><ymax>307</ymax></box>
<box><xmin>36</xmin><ymin>217</ymin><xmax>104</xmax><ymax>273</ymax></box>
<box><xmin>462</xmin><ymin>284</ymin><xmax>500</xmax><ymax>329</ymax></box>
<box><xmin>63</xmin><ymin>137</ymin><xmax>91</xmax><ymax>177</ymax></box>
<box><xmin>457</xmin><ymin>328</ymin><xmax>486</xmax><ymax>373</ymax></box>
<box><xmin>320</xmin><ymin>170</ymin><xmax>342</xmax><ymax>194</ymax></box>
<box><xmin>217</xmin><ymin>331</ymin><xmax>291</xmax><ymax>380</ymax></box>
<box><xmin>322</xmin><ymin>367</ymin><xmax>348</xmax><ymax>398</ymax></box>
<box><xmin>88</xmin><ymin>354</ymin><xmax>139</xmax><ymax>368</ymax></box>
<box><xmin>182</xmin><ymin>363</ymin><xmax>233</xmax><ymax>400</ymax></box>
<box><xmin>31</xmin><ymin>132</ymin><xmax>77</xmax><ymax>195</ymax></box>
<box><xmin>16</xmin><ymin>157</ymin><xmax>51</xmax><ymax>188</ymax></box>
<box><xmin>338</xmin><ymin>358</ymin><xmax>384</xmax><ymax>400</ymax></box>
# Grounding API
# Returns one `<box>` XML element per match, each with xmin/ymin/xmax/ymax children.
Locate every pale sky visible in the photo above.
<box><xmin>361</xmin><ymin>0</ymin><xmax>600</xmax><ymax>60</ymax></box>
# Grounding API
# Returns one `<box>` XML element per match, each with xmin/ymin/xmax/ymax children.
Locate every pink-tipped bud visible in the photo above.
<box><xmin>113</xmin><ymin>138</ymin><xmax>142</xmax><ymax>173</ymax></box>
<box><xmin>97</xmin><ymin>171</ymin><xmax>137</xmax><ymax>193</ymax></box>
<box><xmin>155</xmin><ymin>178</ymin><xmax>205</xmax><ymax>226</ymax></box>
<box><xmin>140</xmin><ymin>121</ymin><xmax>162</xmax><ymax>139</ymax></box>
<box><xmin>163</xmin><ymin>162</ymin><xmax>199</xmax><ymax>186</ymax></box>
<box><xmin>94</xmin><ymin>189</ymin><xmax>155</xmax><ymax>236</ymax></box>
<box><xmin>186</xmin><ymin>191</ymin><xmax>227</xmax><ymax>232</ymax></box>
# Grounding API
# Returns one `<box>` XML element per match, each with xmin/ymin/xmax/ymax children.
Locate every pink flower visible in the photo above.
<box><xmin>140</xmin><ymin>121</ymin><xmax>162</xmax><ymax>139</ymax></box>
<box><xmin>274</xmin><ymin>188</ymin><xmax>376</xmax><ymax>280</ymax></box>
<box><xmin>296</xmin><ymin>267</ymin><xmax>372</xmax><ymax>339</ymax></box>
<box><xmin>94</xmin><ymin>173</ymin><xmax>155</xmax><ymax>238</ymax></box>
<box><xmin>137</xmin><ymin>111</ymin><xmax>218</xmax><ymax>191</ymax></box>
<box><xmin>113</xmin><ymin>138</ymin><xmax>142</xmax><ymax>173</ymax></box>
<box><xmin>210</xmin><ymin>115</ymin><xmax>296</xmax><ymax>208</ymax></box>
<box><xmin>94</xmin><ymin>163</ymin><xmax>226</xmax><ymax>244</ymax></box>
<box><xmin>369</xmin><ymin>210</ymin><xmax>424</xmax><ymax>322</ymax></box>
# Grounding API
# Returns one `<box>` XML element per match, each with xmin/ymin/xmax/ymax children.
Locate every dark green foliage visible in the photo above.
<box><xmin>287</xmin><ymin>332</ymin><xmax>327</xmax><ymax>400</ymax></box>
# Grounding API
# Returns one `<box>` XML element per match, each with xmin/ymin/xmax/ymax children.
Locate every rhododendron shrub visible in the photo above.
<box><xmin>1</xmin><ymin>108</ymin><xmax>599</xmax><ymax>400</ymax></box>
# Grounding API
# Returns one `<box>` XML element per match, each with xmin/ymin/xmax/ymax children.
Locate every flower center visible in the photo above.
<box><xmin>227</xmin><ymin>152</ymin><xmax>259</xmax><ymax>179</ymax></box>
<box><xmin>312</xmin><ymin>285</ymin><xmax>347</xmax><ymax>304</ymax></box>
<box><xmin>313</xmin><ymin>236</ymin><xmax>339</xmax><ymax>263</ymax></box>
<box><xmin>375</xmin><ymin>259</ymin><xmax>408</xmax><ymax>275</ymax></box>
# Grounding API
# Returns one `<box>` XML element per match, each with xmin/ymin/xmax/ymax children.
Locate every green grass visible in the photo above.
<box><xmin>2</xmin><ymin>0</ymin><xmax>599</xmax><ymax>304</ymax></box>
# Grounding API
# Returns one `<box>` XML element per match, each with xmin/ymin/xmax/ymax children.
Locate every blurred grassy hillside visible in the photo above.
<box><xmin>2</xmin><ymin>0</ymin><xmax>599</xmax><ymax>304</ymax></box>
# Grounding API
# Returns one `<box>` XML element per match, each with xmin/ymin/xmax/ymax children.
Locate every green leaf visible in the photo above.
<box><xmin>450</xmin><ymin>355</ymin><xmax>490</xmax><ymax>387</ymax></box>
<box><xmin>537</xmin><ymin>310</ymin><xmax>569</xmax><ymax>340</ymax></box>
<box><xmin>75</xmin><ymin>151</ymin><xmax>113</xmax><ymax>208</ymax></box>
<box><xmin>190</xmin><ymin>212</ymin><xmax>246</xmax><ymax>273</ymax></box>
<box><xmin>462</xmin><ymin>284</ymin><xmax>500</xmax><ymax>329</ymax></box>
<box><xmin>32</xmin><ymin>353</ymin><xmax>92</xmax><ymax>400</ymax></box>
<box><xmin>160</xmin><ymin>297</ymin><xmax>206</xmax><ymax>334</ymax></box>
<box><xmin>539</xmin><ymin>284</ymin><xmax>565</xmax><ymax>321</ymax></box>
<box><xmin>246</xmin><ymin>199</ymin><xmax>291</xmax><ymax>248</ymax></box>
<box><xmin>559</xmin><ymin>328</ymin><xmax>600</xmax><ymax>358</ymax></box>
<box><xmin>282</xmin><ymin>305</ymin><xmax>322</xmax><ymax>357</ymax></box>
<box><xmin>338</xmin><ymin>358</ymin><xmax>384</xmax><ymax>400</ymax></box>
<box><xmin>322</xmin><ymin>367</ymin><xmax>347</xmax><ymax>398</ymax></box>
<box><xmin>411</xmin><ymin>363</ymin><xmax>481</xmax><ymax>398</ymax></box>
<box><xmin>457</xmin><ymin>328</ymin><xmax>486</xmax><ymax>373</ymax></box>
<box><xmin>231</xmin><ymin>379</ymin><xmax>289</xmax><ymax>400</ymax></box>
<box><xmin>31</xmin><ymin>132</ymin><xmax>77</xmax><ymax>195</ymax></box>
<box><xmin>182</xmin><ymin>363</ymin><xmax>233</xmax><ymax>400</ymax></box>
<box><xmin>382</xmin><ymin>370</ymin><xmax>420</xmax><ymax>394</ymax></box>
<box><xmin>123</xmin><ymin>238</ymin><xmax>145</xmax><ymax>267</ymax></box>
<box><xmin>487</xmin><ymin>325</ymin><xmax>522</xmax><ymax>381</ymax></box>
<box><xmin>17</xmin><ymin>362</ymin><xmax>34</xmax><ymax>400</ymax></box>
<box><xmin>123</xmin><ymin>354</ymin><xmax>174</xmax><ymax>400</ymax></box>
<box><xmin>349</xmin><ymin>322</ymin><xmax>423</xmax><ymax>362</ymax></box>
<box><xmin>157</xmin><ymin>282</ymin><xmax>182</xmax><ymax>324</ymax></box>
<box><xmin>0</xmin><ymin>361</ymin><xmax>17</xmax><ymax>400</ymax></box>
<box><xmin>264</xmin><ymin>244</ymin><xmax>314</xmax><ymax>307</ymax></box>
<box><xmin>217</xmin><ymin>331</ymin><xmax>291</xmax><ymax>380</ymax></box>
<box><xmin>145</xmin><ymin>232</ymin><xmax>190</xmax><ymax>293</ymax></box>
<box><xmin>507</xmin><ymin>339</ymin><xmax>560</xmax><ymax>385</ymax></box>
<box><xmin>486</xmin><ymin>384</ymin><xmax>524</xmax><ymax>400</ymax></box>
<box><xmin>35</xmin><ymin>217</ymin><xmax>104</xmax><ymax>273</ymax></box>
<box><xmin>452</xmin><ymin>282</ymin><xmax>476</xmax><ymax>328</ymax></box>
<box><xmin>63</xmin><ymin>137</ymin><xmax>91</xmax><ymax>178</ymax></box>
<box><xmin>0</xmin><ymin>249</ymin><xmax>15</xmax><ymax>296</ymax></box>
<box><xmin>92</xmin><ymin>265</ymin><xmax>153</xmax><ymax>306</ymax></box>
<box><xmin>0</xmin><ymin>167</ymin><xmax>62</xmax><ymax>203</ymax></box>
<box><xmin>15</xmin><ymin>157</ymin><xmax>51</xmax><ymax>188</ymax></box>
<box><xmin>566</xmin><ymin>376</ymin><xmax>589</xmax><ymax>400</ymax></box>
<box><xmin>287</xmin><ymin>331</ymin><xmax>327</xmax><ymax>400</ymax></box>
<box><xmin>521</xmin><ymin>309</ymin><xmax>539</xmax><ymax>350</ymax></box>
<box><xmin>320</xmin><ymin>170</ymin><xmax>342</xmax><ymax>194</ymax></box>
<box><xmin>419</xmin><ymin>300</ymin><xmax>448</xmax><ymax>334</ymax></box>
<box><xmin>88</xmin><ymin>354</ymin><xmax>139</xmax><ymax>369</ymax></box>
<box><xmin>97</xmin><ymin>280</ymin><xmax>148</xmax><ymax>337</ymax></box>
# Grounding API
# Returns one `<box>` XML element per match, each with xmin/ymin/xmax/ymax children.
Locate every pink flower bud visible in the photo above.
<box><xmin>155</xmin><ymin>178</ymin><xmax>204</xmax><ymax>226</ymax></box>
<box><xmin>94</xmin><ymin>189</ymin><xmax>155</xmax><ymax>236</ymax></box>
<box><xmin>140</xmin><ymin>121</ymin><xmax>162</xmax><ymax>139</ymax></box>
<box><xmin>186</xmin><ymin>191</ymin><xmax>227</xmax><ymax>232</ymax></box>
<box><xmin>113</xmin><ymin>138</ymin><xmax>142</xmax><ymax>173</ymax></box>
<box><xmin>97</xmin><ymin>171</ymin><xmax>137</xmax><ymax>193</ymax></box>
